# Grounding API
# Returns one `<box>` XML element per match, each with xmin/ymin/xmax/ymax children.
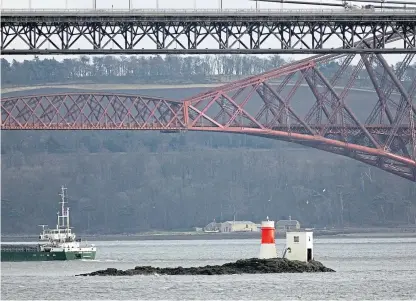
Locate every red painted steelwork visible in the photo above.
<box><xmin>1</xmin><ymin>54</ymin><xmax>415</xmax><ymax>181</ymax></box>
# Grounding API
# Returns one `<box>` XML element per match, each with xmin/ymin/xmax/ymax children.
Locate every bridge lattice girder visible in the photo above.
<box><xmin>1</xmin><ymin>53</ymin><xmax>416</xmax><ymax>181</ymax></box>
<box><xmin>1</xmin><ymin>9</ymin><xmax>416</xmax><ymax>55</ymax></box>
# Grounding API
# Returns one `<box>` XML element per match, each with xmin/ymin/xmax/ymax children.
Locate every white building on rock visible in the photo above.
<box><xmin>285</xmin><ymin>231</ymin><xmax>314</xmax><ymax>262</ymax></box>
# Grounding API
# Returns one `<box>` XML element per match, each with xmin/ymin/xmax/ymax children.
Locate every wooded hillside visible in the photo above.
<box><xmin>2</xmin><ymin>130</ymin><xmax>415</xmax><ymax>235</ymax></box>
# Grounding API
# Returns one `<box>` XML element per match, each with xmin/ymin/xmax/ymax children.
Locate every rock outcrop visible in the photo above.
<box><xmin>76</xmin><ymin>258</ymin><xmax>335</xmax><ymax>276</ymax></box>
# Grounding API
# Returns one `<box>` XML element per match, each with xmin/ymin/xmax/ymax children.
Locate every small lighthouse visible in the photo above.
<box><xmin>259</xmin><ymin>217</ymin><xmax>277</xmax><ymax>259</ymax></box>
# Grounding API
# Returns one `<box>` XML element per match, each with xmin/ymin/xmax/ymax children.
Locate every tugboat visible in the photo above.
<box><xmin>1</xmin><ymin>186</ymin><xmax>97</xmax><ymax>262</ymax></box>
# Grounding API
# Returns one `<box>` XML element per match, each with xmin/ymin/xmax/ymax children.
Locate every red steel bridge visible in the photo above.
<box><xmin>2</xmin><ymin>51</ymin><xmax>416</xmax><ymax>181</ymax></box>
<box><xmin>1</xmin><ymin>7</ymin><xmax>415</xmax><ymax>181</ymax></box>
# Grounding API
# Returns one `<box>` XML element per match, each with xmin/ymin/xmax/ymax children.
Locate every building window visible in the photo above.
<box><xmin>294</xmin><ymin>236</ymin><xmax>299</xmax><ymax>242</ymax></box>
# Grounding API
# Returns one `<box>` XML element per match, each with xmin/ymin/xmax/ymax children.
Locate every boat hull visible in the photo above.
<box><xmin>1</xmin><ymin>250</ymin><xmax>96</xmax><ymax>262</ymax></box>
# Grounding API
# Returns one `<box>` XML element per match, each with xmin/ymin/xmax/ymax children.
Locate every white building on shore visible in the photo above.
<box><xmin>204</xmin><ymin>220</ymin><xmax>259</xmax><ymax>233</ymax></box>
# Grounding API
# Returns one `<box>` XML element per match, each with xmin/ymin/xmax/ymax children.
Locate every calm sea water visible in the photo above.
<box><xmin>1</xmin><ymin>237</ymin><xmax>416</xmax><ymax>300</ymax></box>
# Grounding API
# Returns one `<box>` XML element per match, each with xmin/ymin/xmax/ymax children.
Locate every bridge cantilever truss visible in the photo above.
<box><xmin>1</xmin><ymin>12</ymin><xmax>415</xmax><ymax>180</ymax></box>
<box><xmin>2</xmin><ymin>51</ymin><xmax>416</xmax><ymax>181</ymax></box>
<box><xmin>1</xmin><ymin>9</ymin><xmax>416</xmax><ymax>54</ymax></box>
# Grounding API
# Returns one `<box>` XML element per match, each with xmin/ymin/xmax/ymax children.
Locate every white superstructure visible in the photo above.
<box><xmin>38</xmin><ymin>186</ymin><xmax>96</xmax><ymax>255</ymax></box>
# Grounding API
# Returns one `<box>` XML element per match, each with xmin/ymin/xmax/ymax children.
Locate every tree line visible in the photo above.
<box><xmin>2</xmin><ymin>55</ymin><xmax>415</xmax><ymax>87</ymax></box>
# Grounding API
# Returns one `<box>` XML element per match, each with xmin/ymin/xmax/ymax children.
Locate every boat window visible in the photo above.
<box><xmin>294</xmin><ymin>236</ymin><xmax>299</xmax><ymax>242</ymax></box>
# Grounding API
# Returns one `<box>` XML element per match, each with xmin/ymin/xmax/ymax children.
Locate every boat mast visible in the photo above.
<box><xmin>57</xmin><ymin>186</ymin><xmax>70</xmax><ymax>230</ymax></box>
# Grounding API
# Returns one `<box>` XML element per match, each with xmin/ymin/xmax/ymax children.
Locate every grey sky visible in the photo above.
<box><xmin>1</xmin><ymin>0</ymin><xmax>414</xmax><ymax>64</ymax></box>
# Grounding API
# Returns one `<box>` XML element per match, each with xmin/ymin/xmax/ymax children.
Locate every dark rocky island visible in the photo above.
<box><xmin>76</xmin><ymin>258</ymin><xmax>335</xmax><ymax>276</ymax></box>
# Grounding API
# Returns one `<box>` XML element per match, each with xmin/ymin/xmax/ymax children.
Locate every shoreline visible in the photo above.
<box><xmin>2</xmin><ymin>227</ymin><xmax>416</xmax><ymax>242</ymax></box>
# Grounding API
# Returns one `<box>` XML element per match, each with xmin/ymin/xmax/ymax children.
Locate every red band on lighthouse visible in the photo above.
<box><xmin>259</xmin><ymin>219</ymin><xmax>277</xmax><ymax>259</ymax></box>
<box><xmin>261</xmin><ymin>227</ymin><xmax>275</xmax><ymax>244</ymax></box>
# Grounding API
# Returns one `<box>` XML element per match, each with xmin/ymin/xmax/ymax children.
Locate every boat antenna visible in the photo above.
<box><xmin>38</xmin><ymin>224</ymin><xmax>48</xmax><ymax>230</ymax></box>
<box><xmin>58</xmin><ymin>186</ymin><xmax>69</xmax><ymax>229</ymax></box>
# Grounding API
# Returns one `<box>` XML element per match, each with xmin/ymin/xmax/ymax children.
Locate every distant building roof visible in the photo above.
<box><xmin>277</xmin><ymin>220</ymin><xmax>300</xmax><ymax>226</ymax></box>
<box><xmin>223</xmin><ymin>221</ymin><xmax>256</xmax><ymax>225</ymax></box>
<box><xmin>204</xmin><ymin>221</ymin><xmax>220</xmax><ymax>230</ymax></box>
